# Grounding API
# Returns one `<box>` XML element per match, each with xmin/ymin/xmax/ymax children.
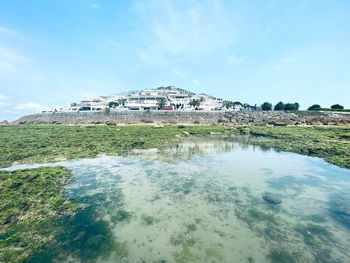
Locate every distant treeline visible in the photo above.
<box><xmin>307</xmin><ymin>104</ymin><xmax>350</xmax><ymax>112</ymax></box>
<box><xmin>258</xmin><ymin>102</ymin><xmax>349</xmax><ymax>112</ymax></box>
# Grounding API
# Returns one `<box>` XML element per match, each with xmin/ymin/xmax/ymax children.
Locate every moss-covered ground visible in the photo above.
<box><xmin>0</xmin><ymin>166</ymin><xmax>77</xmax><ymax>262</ymax></box>
<box><xmin>0</xmin><ymin>125</ymin><xmax>236</xmax><ymax>168</ymax></box>
<box><xmin>249</xmin><ymin>126</ymin><xmax>350</xmax><ymax>169</ymax></box>
<box><xmin>1</xmin><ymin>125</ymin><xmax>349</xmax><ymax>169</ymax></box>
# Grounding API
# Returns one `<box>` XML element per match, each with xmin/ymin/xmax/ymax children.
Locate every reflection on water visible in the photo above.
<box><xmin>4</xmin><ymin>137</ymin><xmax>350</xmax><ymax>262</ymax></box>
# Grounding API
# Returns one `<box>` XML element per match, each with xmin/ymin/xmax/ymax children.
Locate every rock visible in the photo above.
<box><xmin>105</xmin><ymin>121</ymin><xmax>116</xmax><ymax>125</ymax></box>
<box><xmin>178</xmin><ymin>125</ymin><xmax>185</xmax><ymax>128</ymax></box>
<box><xmin>263</xmin><ymin>195</ymin><xmax>282</xmax><ymax>204</ymax></box>
<box><xmin>0</xmin><ymin>120</ymin><xmax>8</xmax><ymax>125</ymax></box>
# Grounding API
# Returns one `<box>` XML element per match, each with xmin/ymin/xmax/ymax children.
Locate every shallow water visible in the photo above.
<box><xmin>4</xmin><ymin>137</ymin><xmax>350</xmax><ymax>262</ymax></box>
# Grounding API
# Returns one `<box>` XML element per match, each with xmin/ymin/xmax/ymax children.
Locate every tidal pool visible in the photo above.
<box><xmin>5</xmin><ymin>137</ymin><xmax>350</xmax><ymax>262</ymax></box>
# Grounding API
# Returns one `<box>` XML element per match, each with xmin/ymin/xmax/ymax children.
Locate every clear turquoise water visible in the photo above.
<box><xmin>4</xmin><ymin>137</ymin><xmax>350</xmax><ymax>262</ymax></box>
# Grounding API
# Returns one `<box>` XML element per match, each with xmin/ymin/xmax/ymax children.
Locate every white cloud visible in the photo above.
<box><xmin>91</xmin><ymin>3</ymin><xmax>100</xmax><ymax>8</ymax></box>
<box><xmin>15</xmin><ymin>102</ymin><xmax>44</xmax><ymax>110</ymax></box>
<box><xmin>192</xmin><ymin>79</ymin><xmax>200</xmax><ymax>85</ymax></box>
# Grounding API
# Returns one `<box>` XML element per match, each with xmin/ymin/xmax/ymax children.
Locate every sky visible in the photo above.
<box><xmin>0</xmin><ymin>0</ymin><xmax>350</xmax><ymax>121</ymax></box>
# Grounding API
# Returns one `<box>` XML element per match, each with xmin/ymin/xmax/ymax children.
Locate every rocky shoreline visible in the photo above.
<box><xmin>9</xmin><ymin>110</ymin><xmax>350</xmax><ymax>126</ymax></box>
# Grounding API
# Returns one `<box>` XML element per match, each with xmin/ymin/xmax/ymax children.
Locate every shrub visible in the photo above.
<box><xmin>308</xmin><ymin>104</ymin><xmax>321</xmax><ymax>111</ymax></box>
<box><xmin>274</xmin><ymin>101</ymin><xmax>285</xmax><ymax>111</ymax></box>
<box><xmin>261</xmin><ymin>102</ymin><xmax>272</xmax><ymax>111</ymax></box>
<box><xmin>331</xmin><ymin>104</ymin><xmax>344</xmax><ymax>110</ymax></box>
<box><xmin>284</xmin><ymin>103</ymin><xmax>299</xmax><ymax>111</ymax></box>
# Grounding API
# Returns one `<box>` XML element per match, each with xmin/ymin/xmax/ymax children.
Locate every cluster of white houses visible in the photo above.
<box><xmin>57</xmin><ymin>86</ymin><xmax>245</xmax><ymax>112</ymax></box>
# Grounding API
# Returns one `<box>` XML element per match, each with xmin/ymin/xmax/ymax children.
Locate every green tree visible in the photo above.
<box><xmin>274</xmin><ymin>101</ymin><xmax>285</xmax><ymax>111</ymax></box>
<box><xmin>189</xmin><ymin>99</ymin><xmax>200</xmax><ymax>108</ymax></box>
<box><xmin>223</xmin><ymin>101</ymin><xmax>233</xmax><ymax>109</ymax></box>
<box><xmin>331</xmin><ymin>104</ymin><xmax>344</xmax><ymax>110</ymax></box>
<box><xmin>308</xmin><ymin>104</ymin><xmax>321</xmax><ymax>111</ymax></box>
<box><xmin>261</xmin><ymin>102</ymin><xmax>272</xmax><ymax>111</ymax></box>
<box><xmin>70</xmin><ymin>102</ymin><xmax>77</xmax><ymax>107</ymax></box>
<box><xmin>117</xmin><ymin>98</ymin><xmax>127</xmax><ymax>106</ymax></box>
<box><xmin>108</xmin><ymin>101</ymin><xmax>119</xmax><ymax>108</ymax></box>
<box><xmin>157</xmin><ymin>98</ymin><xmax>166</xmax><ymax>109</ymax></box>
<box><xmin>284</xmin><ymin>103</ymin><xmax>300</xmax><ymax>111</ymax></box>
<box><xmin>233</xmin><ymin>101</ymin><xmax>242</xmax><ymax>106</ymax></box>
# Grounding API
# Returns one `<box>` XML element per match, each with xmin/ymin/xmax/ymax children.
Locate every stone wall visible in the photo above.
<box><xmin>13</xmin><ymin>110</ymin><xmax>350</xmax><ymax>126</ymax></box>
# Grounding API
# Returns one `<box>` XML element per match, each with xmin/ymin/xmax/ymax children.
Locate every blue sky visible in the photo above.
<box><xmin>0</xmin><ymin>0</ymin><xmax>349</xmax><ymax>120</ymax></box>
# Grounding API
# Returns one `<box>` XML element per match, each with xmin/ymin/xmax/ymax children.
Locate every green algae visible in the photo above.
<box><xmin>0</xmin><ymin>166</ymin><xmax>77</xmax><ymax>263</ymax></box>
<box><xmin>185</xmin><ymin>223</ymin><xmax>197</xmax><ymax>233</ymax></box>
<box><xmin>0</xmin><ymin>125</ymin><xmax>238</xmax><ymax>168</ymax></box>
<box><xmin>249</xmin><ymin>126</ymin><xmax>350</xmax><ymax>169</ymax></box>
<box><xmin>111</xmin><ymin>209</ymin><xmax>132</xmax><ymax>223</ymax></box>
<box><xmin>205</xmin><ymin>248</ymin><xmax>224</xmax><ymax>261</ymax></box>
<box><xmin>141</xmin><ymin>213</ymin><xmax>158</xmax><ymax>225</ymax></box>
<box><xmin>173</xmin><ymin>244</ymin><xmax>199</xmax><ymax>263</ymax></box>
<box><xmin>294</xmin><ymin>223</ymin><xmax>335</xmax><ymax>246</ymax></box>
<box><xmin>267</xmin><ymin>249</ymin><xmax>296</xmax><ymax>263</ymax></box>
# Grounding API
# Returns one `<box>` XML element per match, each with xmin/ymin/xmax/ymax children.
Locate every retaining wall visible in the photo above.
<box><xmin>13</xmin><ymin>110</ymin><xmax>350</xmax><ymax>126</ymax></box>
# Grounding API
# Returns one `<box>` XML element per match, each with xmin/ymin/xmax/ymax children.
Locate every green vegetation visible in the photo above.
<box><xmin>173</xmin><ymin>244</ymin><xmax>199</xmax><ymax>263</ymax></box>
<box><xmin>0</xmin><ymin>166</ymin><xmax>77</xmax><ymax>262</ymax></box>
<box><xmin>157</xmin><ymin>98</ymin><xmax>166</xmax><ymax>109</ymax></box>
<box><xmin>249</xmin><ymin>126</ymin><xmax>350</xmax><ymax>169</ymax></box>
<box><xmin>185</xmin><ymin>223</ymin><xmax>197</xmax><ymax>233</ymax></box>
<box><xmin>261</xmin><ymin>102</ymin><xmax>272</xmax><ymax>111</ymax></box>
<box><xmin>205</xmin><ymin>248</ymin><xmax>224</xmax><ymax>261</ymax></box>
<box><xmin>0</xmin><ymin>125</ymin><xmax>236</xmax><ymax>168</ymax></box>
<box><xmin>273</xmin><ymin>102</ymin><xmax>300</xmax><ymax>111</ymax></box>
<box><xmin>308</xmin><ymin>104</ymin><xmax>322</xmax><ymax>111</ymax></box>
<box><xmin>1</xmin><ymin>125</ymin><xmax>349</xmax><ymax>170</ymax></box>
<box><xmin>267</xmin><ymin>249</ymin><xmax>296</xmax><ymax>263</ymax></box>
<box><xmin>294</xmin><ymin>223</ymin><xmax>334</xmax><ymax>246</ymax></box>
<box><xmin>308</xmin><ymin>104</ymin><xmax>350</xmax><ymax>112</ymax></box>
<box><xmin>141</xmin><ymin>213</ymin><xmax>158</xmax><ymax>225</ymax></box>
<box><xmin>331</xmin><ymin>104</ymin><xmax>344</xmax><ymax>110</ymax></box>
<box><xmin>111</xmin><ymin>209</ymin><xmax>132</xmax><ymax>223</ymax></box>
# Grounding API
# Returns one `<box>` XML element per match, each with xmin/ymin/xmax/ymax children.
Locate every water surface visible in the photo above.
<box><xmin>6</xmin><ymin>137</ymin><xmax>350</xmax><ymax>262</ymax></box>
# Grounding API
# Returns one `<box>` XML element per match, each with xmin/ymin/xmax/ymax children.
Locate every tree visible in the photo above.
<box><xmin>157</xmin><ymin>98</ymin><xmax>166</xmax><ymax>109</ymax></box>
<box><xmin>308</xmin><ymin>104</ymin><xmax>321</xmax><ymax>111</ymax></box>
<box><xmin>274</xmin><ymin>101</ymin><xmax>285</xmax><ymax>111</ymax></box>
<box><xmin>108</xmin><ymin>101</ymin><xmax>119</xmax><ymax>108</ymax></box>
<box><xmin>233</xmin><ymin>101</ymin><xmax>242</xmax><ymax>106</ymax></box>
<box><xmin>242</xmin><ymin>103</ymin><xmax>250</xmax><ymax>109</ymax></box>
<box><xmin>261</xmin><ymin>102</ymin><xmax>272</xmax><ymax>111</ymax></box>
<box><xmin>70</xmin><ymin>102</ymin><xmax>77</xmax><ymax>107</ymax></box>
<box><xmin>189</xmin><ymin>99</ymin><xmax>200</xmax><ymax>108</ymax></box>
<box><xmin>331</xmin><ymin>104</ymin><xmax>344</xmax><ymax>110</ymax></box>
<box><xmin>117</xmin><ymin>98</ymin><xmax>127</xmax><ymax>106</ymax></box>
<box><xmin>223</xmin><ymin>101</ymin><xmax>233</xmax><ymax>109</ymax></box>
<box><xmin>284</xmin><ymin>103</ymin><xmax>300</xmax><ymax>111</ymax></box>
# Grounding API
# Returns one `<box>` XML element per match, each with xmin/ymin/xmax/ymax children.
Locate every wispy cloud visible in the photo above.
<box><xmin>91</xmin><ymin>3</ymin><xmax>100</xmax><ymax>9</ymax></box>
<box><xmin>0</xmin><ymin>94</ymin><xmax>9</xmax><ymax>107</ymax></box>
<box><xmin>192</xmin><ymin>79</ymin><xmax>200</xmax><ymax>85</ymax></box>
<box><xmin>134</xmin><ymin>0</ymin><xmax>239</xmax><ymax>56</ymax></box>
<box><xmin>15</xmin><ymin>102</ymin><xmax>44</xmax><ymax>110</ymax></box>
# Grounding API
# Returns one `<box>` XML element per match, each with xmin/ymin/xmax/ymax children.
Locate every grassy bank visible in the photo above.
<box><xmin>0</xmin><ymin>125</ymin><xmax>350</xmax><ymax>169</ymax></box>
